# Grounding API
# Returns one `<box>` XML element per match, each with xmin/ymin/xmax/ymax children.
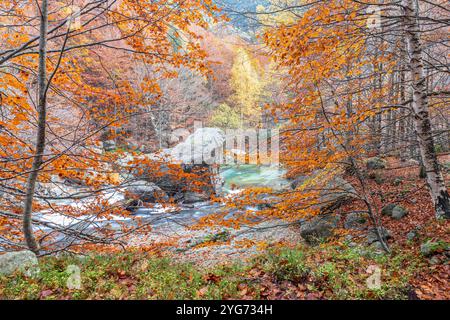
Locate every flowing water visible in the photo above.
<box><xmin>221</xmin><ymin>165</ymin><xmax>288</xmax><ymax>192</ymax></box>
<box><xmin>34</xmin><ymin>165</ymin><xmax>289</xmax><ymax>232</ymax></box>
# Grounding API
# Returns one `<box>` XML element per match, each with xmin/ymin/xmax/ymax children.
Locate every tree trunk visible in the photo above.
<box><xmin>398</xmin><ymin>59</ymin><xmax>407</xmax><ymax>161</ymax></box>
<box><xmin>23</xmin><ymin>0</ymin><xmax>48</xmax><ymax>253</ymax></box>
<box><xmin>402</xmin><ymin>0</ymin><xmax>450</xmax><ymax>219</ymax></box>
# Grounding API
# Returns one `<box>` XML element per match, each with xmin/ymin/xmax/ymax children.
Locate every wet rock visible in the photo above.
<box><xmin>183</xmin><ymin>191</ymin><xmax>210</xmax><ymax>204</ymax></box>
<box><xmin>124</xmin><ymin>180</ymin><xmax>168</xmax><ymax>204</ymax></box>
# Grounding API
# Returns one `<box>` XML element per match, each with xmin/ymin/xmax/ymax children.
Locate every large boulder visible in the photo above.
<box><xmin>344</xmin><ymin>212</ymin><xmax>369</xmax><ymax>230</ymax></box>
<box><xmin>290</xmin><ymin>175</ymin><xmax>307</xmax><ymax>190</ymax></box>
<box><xmin>116</xmin><ymin>153</ymin><xmax>137</xmax><ymax>170</ymax></box>
<box><xmin>170</xmin><ymin>128</ymin><xmax>225</xmax><ymax>165</ymax></box>
<box><xmin>0</xmin><ymin>251</ymin><xmax>39</xmax><ymax>277</ymax></box>
<box><xmin>290</xmin><ymin>171</ymin><xmax>356</xmax><ymax>213</ymax></box>
<box><xmin>300</xmin><ymin>214</ymin><xmax>340</xmax><ymax>245</ymax></box>
<box><xmin>320</xmin><ymin>176</ymin><xmax>356</xmax><ymax>209</ymax></box>
<box><xmin>117</xmin><ymin>129</ymin><xmax>225</xmax><ymax>202</ymax></box>
<box><xmin>183</xmin><ymin>191</ymin><xmax>210</xmax><ymax>204</ymax></box>
<box><xmin>124</xmin><ymin>180</ymin><xmax>169</xmax><ymax>204</ymax></box>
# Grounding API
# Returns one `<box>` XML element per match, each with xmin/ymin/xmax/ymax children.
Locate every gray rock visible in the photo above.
<box><xmin>124</xmin><ymin>180</ymin><xmax>168</xmax><ymax>204</ymax></box>
<box><xmin>344</xmin><ymin>212</ymin><xmax>369</xmax><ymax>229</ymax></box>
<box><xmin>116</xmin><ymin>153</ymin><xmax>136</xmax><ymax>169</ymax></box>
<box><xmin>36</xmin><ymin>182</ymin><xmax>65</xmax><ymax>198</ymax></box>
<box><xmin>374</xmin><ymin>173</ymin><xmax>385</xmax><ymax>184</ymax></box>
<box><xmin>381</xmin><ymin>204</ymin><xmax>397</xmax><ymax>216</ymax></box>
<box><xmin>300</xmin><ymin>214</ymin><xmax>340</xmax><ymax>245</ymax></box>
<box><xmin>392</xmin><ymin>206</ymin><xmax>408</xmax><ymax>220</ymax></box>
<box><xmin>429</xmin><ymin>256</ymin><xmax>441</xmax><ymax>265</ymax></box>
<box><xmin>406</xmin><ymin>231</ymin><xmax>418</xmax><ymax>241</ymax></box>
<box><xmin>103</xmin><ymin>140</ymin><xmax>116</xmax><ymax>152</ymax></box>
<box><xmin>321</xmin><ymin>176</ymin><xmax>356</xmax><ymax>206</ymax></box>
<box><xmin>0</xmin><ymin>251</ymin><xmax>39</xmax><ymax>277</ymax></box>
<box><xmin>370</xmin><ymin>241</ymin><xmax>385</xmax><ymax>251</ymax></box>
<box><xmin>381</xmin><ymin>204</ymin><xmax>408</xmax><ymax>219</ymax></box>
<box><xmin>367</xmin><ymin>227</ymin><xmax>392</xmax><ymax>244</ymax></box>
<box><xmin>183</xmin><ymin>191</ymin><xmax>210</xmax><ymax>204</ymax></box>
<box><xmin>420</xmin><ymin>241</ymin><xmax>449</xmax><ymax>257</ymax></box>
<box><xmin>293</xmin><ymin>171</ymin><xmax>356</xmax><ymax>213</ymax></box>
<box><xmin>290</xmin><ymin>175</ymin><xmax>307</xmax><ymax>190</ymax></box>
<box><xmin>170</xmin><ymin>128</ymin><xmax>225</xmax><ymax>165</ymax></box>
<box><xmin>290</xmin><ymin>169</ymin><xmax>356</xmax><ymax>201</ymax></box>
<box><xmin>366</xmin><ymin>157</ymin><xmax>386</xmax><ymax>170</ymax></box>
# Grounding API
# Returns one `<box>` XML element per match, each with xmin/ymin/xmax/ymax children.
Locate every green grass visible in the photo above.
<box><xmin>0</xmin><ymin>243</ymin><xmax>424</xmax><ymax>300</ymax></box>
<box><xmin>255</xmin><ymin>245</ymin><xmax>422</xmax><ymax>300</ymax></box>
<box><xmin>0</xmin><ymin>253</ymin><xmax>251</xmax><ymax>300</ymax></box>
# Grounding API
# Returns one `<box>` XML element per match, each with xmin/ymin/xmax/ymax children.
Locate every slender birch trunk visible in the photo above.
<box><xmin>23</xmin><ymin>0</ymin><xmax>48</xmax><ymax>253</ymax></box>
<box><xmin>402</xmin><ymin>0</ymin><xmax>450</xmax><ymax>219</ymax></box>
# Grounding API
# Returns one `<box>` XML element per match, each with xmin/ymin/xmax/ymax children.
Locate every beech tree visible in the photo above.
<box><xmin>0</xmin><ymin>0</ymin><xmax>220</xmax><ymax>253</ymax></box>
<box><xmin>257</xmin><ymin>0</ymin><xmax>449</xmax><ymax>225</ymax></box>
<box><xmin>401</xmin><ymin>0</ymin><xmax>449</xmax><ymax>218</ymax></box>
<box><xmin>22</xmin><ymin>0</ymin><xmax>49</xmax><ymax>254</ymax></box>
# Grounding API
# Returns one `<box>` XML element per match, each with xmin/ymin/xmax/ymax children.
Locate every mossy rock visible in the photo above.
<box><xmin>381</xmin><ymin>204</ymin><xmax>408</xmax><ymax>220</ymax></box>
<box><xmin>420</xmin><ymin>240</ymin><xmax>449</xmax><ymax>257</ymax></box>
<box><xmin>392</xmin><ymin>206</ymin><xmax>408</xmax><ymax>220</ymax></box>
<box><xmin>344</xmin><ymin>212</ymin><xmax>369</xmax><ymax>229</ymax></box>
<box><xmin>366</xmin><ymin>157</ymin><xmax>386</xmax><ymax>170</ymax></box>
<box><xmin>381</xmin><ymin>204</ymin><xmax>397</xmax><ymax>216</ymax></box>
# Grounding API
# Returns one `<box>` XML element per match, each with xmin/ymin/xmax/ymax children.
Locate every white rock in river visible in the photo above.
<box><xmin>170</xmin><ymin>128</ymin><xmax>225</xmax><ymax>164</ymax></box>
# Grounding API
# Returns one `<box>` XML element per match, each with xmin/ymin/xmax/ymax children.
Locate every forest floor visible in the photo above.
<box><xmin>0</xmin><ymin>156</ymin><xmax>448</xmax><ymax>300</ymax></box>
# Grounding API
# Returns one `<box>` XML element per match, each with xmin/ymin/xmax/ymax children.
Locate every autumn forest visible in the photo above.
<box><xmin>0</xmin><ymin>0</ymin><xmax>449</xmax><ymax>301</ymax></box>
